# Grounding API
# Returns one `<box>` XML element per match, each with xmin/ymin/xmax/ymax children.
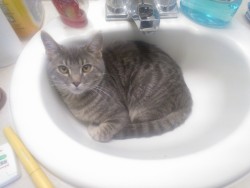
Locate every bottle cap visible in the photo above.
<box><xmin>0</xmin><ymin>88</ymin><xmax>6</xmax><ymax>110</ymax></box>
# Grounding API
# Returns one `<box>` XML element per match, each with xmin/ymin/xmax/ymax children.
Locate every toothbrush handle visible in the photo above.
<box><xmin>3</xmin><ymin>127</ymin><xmax>54</xmax><ymax>188</ymax></box>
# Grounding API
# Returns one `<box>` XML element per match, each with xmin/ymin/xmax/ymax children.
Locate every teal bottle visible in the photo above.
<box><xmin>180</xmin><ymin>0</ymin><xmax>242</xmax><ymax>27</ymax></box>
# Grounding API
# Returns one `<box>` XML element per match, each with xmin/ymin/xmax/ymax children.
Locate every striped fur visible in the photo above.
<box><xmin>41</xmin><ymin>31</ymin><xmax>192</xmax><ymax>142</ymax></box>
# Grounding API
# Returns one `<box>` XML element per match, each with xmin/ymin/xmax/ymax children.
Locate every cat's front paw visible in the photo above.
<box><xmin>88</xmin><ymin>124</ymin><xmax>114</xmax><ymax>142</ymax></box>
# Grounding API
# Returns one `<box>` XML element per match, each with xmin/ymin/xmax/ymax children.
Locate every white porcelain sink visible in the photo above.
<box><xmin>10</xmin><ymin>2</ymin><xmax>250</xmax><ymax>187</ymax></box>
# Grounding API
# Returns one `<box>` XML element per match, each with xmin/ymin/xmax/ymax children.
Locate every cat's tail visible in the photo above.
<box><xmin>114</xmin><ymin>105</ymin><xmax>192</xmax><ymax>139</ymax></box>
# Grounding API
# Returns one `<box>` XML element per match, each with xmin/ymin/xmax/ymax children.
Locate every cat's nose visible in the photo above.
<box><xmin>72</xmin><ymin>81</ymin><xmax>81</xmax><ymax>87</ymax></box>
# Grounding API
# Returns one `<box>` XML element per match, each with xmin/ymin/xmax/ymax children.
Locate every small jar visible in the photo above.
<box><xmin>180</xmin><ymin>0</ymin><xmax>242</xmax><ymax>27</ymax></box>
<box><xmin>52</xmin><ymin>0</ymin><xmax>88</xmax><ymax>28</ymax></box>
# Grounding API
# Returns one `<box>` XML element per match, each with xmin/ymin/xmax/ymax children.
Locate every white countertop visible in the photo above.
<box><xmin>1</xmin><ymin>1</ymin><xmax>250</xmax><ymax>187</ymax></box>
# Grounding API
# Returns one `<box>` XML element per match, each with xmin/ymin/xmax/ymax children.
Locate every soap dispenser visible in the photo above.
<box><xmin>180</xmin><ymin>0</ymin><xmax>242</xmax><ymax>27</ymax></box>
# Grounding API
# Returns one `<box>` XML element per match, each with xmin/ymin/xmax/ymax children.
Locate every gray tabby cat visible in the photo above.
<box><xmin>41</xmin><ymin>31</ymin><xmax>192</xmax><ymax>142</ymax></box>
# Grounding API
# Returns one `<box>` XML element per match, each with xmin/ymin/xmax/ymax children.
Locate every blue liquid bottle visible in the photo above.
<box><xmin>180</xmin><ymin>0</ymin><xmax>242</xmax><ymax>27</ymax></box>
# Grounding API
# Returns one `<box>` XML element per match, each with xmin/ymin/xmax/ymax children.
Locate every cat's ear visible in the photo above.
<box><xmin>87</xmin><ymin>32</ymin><xmax>103</xmax><ymax>58</ymax></box>
<box><xmin>41</xmin><ymin>31</ymin><xmax>61</xmax><ymax>59</ymax></box>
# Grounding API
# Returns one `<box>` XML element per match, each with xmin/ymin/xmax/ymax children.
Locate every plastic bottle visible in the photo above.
<box><xmin>180</xmin><ymin>0</ymin><xmax>242</xmax><ymax>27</ymax></box>
<box><xmin>0</xmin><ymin>0</ymin><xmax>44</xmax><ymax>39</ymax></box>
<box><xmin>0</xmin><ymin>9</ymin><xmax>22</xmax><ymax>67</ymax></box>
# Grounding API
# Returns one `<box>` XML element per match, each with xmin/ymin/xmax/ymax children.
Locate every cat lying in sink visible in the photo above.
<box><xmin>41</xmin><ymin>31</ymin><xmax>192</xmax><ymax>142</ymax></box>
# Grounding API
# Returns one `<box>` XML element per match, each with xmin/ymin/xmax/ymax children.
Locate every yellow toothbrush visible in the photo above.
<box><xmin>3</xmin><ymin>127</ymin><xmax>54</xmax><ymax>188</ymax></box>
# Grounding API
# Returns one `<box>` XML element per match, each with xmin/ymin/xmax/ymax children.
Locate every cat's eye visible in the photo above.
<box><xmin>58</xmin><ymin>65</ymin><xmax>69</xmax><ymax>74</ymax></box>
<box><xmin>82</xmin><ymin>64</ymin><xmax>92</xmax><ymax>73</ymax></box>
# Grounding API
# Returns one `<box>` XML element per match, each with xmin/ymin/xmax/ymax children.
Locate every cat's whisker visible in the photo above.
<box><xmin>92</xmin><ymin>86</ymin><xmax>112</xmax><ymax>98</ymax></box>
<box><xmin>101</xmin><ymin>73</ymin><xmax>111</xmax><ymax>77</ymax></box>
<box><xmin>95</xmin><ymin>86</ymin><xmax>113</xmax><ymax>95</ymax></box>
<box><xmin>90</xmin><ymin>89</ymin><xmax>100</xmax><ymax>96</ymax></box>
<box><xmin>83</xmin><ymin>79</ymin><xmax>101</xmax><ymax>86</ymax></box>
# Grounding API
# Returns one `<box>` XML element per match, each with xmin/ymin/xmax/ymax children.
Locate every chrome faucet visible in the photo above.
<box><xmin>106</xmin><ymin>0</ymin><xmax>178</xmax><ymax>33</ymax></box>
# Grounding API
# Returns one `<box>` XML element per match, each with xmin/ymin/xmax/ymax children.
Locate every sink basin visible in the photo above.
<box><xmin>10</xmin><ymin>2</ymin><xmax>250</xmax><ymax>187</ymax></box>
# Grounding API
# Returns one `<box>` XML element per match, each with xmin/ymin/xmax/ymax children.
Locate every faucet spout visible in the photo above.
<box><xmin>130</xmin><ymin>0</ymin><xmax>160</xmax><ymax>33</ymax></box>
<box><xmin>105</xmin><ymin>0</ymin><xmax>178</xmax><ymax>33</ymax></box>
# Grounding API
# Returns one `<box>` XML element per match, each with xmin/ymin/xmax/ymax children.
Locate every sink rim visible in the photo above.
<box><xmin>10</xmin><ymin>17</ymin><xmax>250</xmax><ymax>187</ymax></box>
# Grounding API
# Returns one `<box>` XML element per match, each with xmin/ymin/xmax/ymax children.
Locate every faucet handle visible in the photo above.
<box><xmin>154</xmin><ymin>0</ymin><xmax>178</xmax><ymax>18</ymax></box>
<box><xmin>106</xmin><ymin>0</ymin><xmax>128</xmax><ymax>13</ymax></box>
<box><xmin>106</xmin><ymin>0</ymin><xmax>129</xmax><ymax>20</ymax></box>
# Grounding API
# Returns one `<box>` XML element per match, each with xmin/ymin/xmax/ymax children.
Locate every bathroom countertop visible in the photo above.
<box><xmin>1</xmin><ymin>1</ymin><xmax>250</xmax><ymax>188</ymax></box>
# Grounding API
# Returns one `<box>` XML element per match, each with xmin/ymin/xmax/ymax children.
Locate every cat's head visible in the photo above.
<box><xmin>41</xmin><ymin>31</ymin><xmax>105</xmax><ymax>95</ymax></box>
